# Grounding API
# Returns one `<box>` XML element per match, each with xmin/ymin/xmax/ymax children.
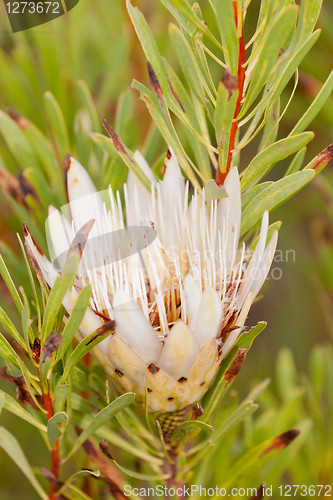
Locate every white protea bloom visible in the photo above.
<box><xmin>24</xmin><ymin>148</ymin><xmax>277</xmax><ymax>413</ymax></box>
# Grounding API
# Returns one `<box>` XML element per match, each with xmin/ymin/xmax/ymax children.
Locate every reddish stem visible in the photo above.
<box><xmin>38</xmin><ymin>367</ymin><xmax>60</xmax><ymax>500</ymax></box>
<box><xmin>216</xmin><ymin>1</ymin><xmax>246</xmax><ymax>185</ymax></box>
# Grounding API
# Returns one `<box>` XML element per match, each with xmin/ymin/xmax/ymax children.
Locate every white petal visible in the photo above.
<box><xmin>133</xmin><ymin>150</ymin><xmax>156</xmax><ymax>184</ymax></box>
<box><xmin>113</xmin><ymin>289</ymin><xmax>162</xmax><ymax>364</ymax></box>
<box><xmin>251</xmin><ymin>230</ymin><xmax>278</xmax><ymax>301</ymax></box>
<box><xmin>157</xmin><ymin>147</ymin><xmax>185</xmax><ymax>251</ymax></box>
<box><xmin>217</xmin><ymin>166</ymin><xmax>241</xmax><ymax>270</ymax></box>
<box><xmin>24</xmin><ymin>225</ymin><xmax>59</xmax><ymax>288</ymax></box>
<box><xmin>126</xmin><ymin>151</ymin><xmax>156</xmax><ymax>224</ymax></box>
<box><xmin>184</xmin><ymin>273</ymin><xmax>202</xmax><ymax>329</ymax></box>
<box><xmin>193</xmin><ymin>287</ymin><xmax>223</xmax><ymax>348</ymax></box>
<box><xmin>158</xmin><ymin>320</ymin><xmax>200</xmax><ymax>380</ymax></box>
<box><xmin>237</xmin><ymin>211</ymin><xmax>269</xmax><ymax>308</ymax></box>
<box><xmin>67</xmin><ymin>157</ymin><xmax>103</xmax><ymax>234</ymax></box>
<box><xmin>46</xmin><ymin>206</ymin><xmax>74</xmax><ymax>269</ymax></box>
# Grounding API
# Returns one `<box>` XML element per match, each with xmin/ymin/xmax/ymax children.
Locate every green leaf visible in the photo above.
<box><xmin>0</xmin><ymin>255</ymin><xmax>23</xmax><ymax>313</ymax></box>
<box><xmin>241</xmin><ymin>132</ymin><xmax>314</xmax><ymax>190</ymax></box>
<box><xmin>61</xmin><ymin>329</ymin><xmax>110</xmax><ymax>381</ymax></box>
<box><xmin>203</xmin><ymin>322</ymin><xmax>267</xmax><ymax>420</ymax></box>
<box><xmin>0</xmin><ymin>334</ymin><xmax>21</xmax><ymax>369</ymax></box>
<box><xmin>258</xmin><ymin>98</ymin><xmax>280</xmax><ymax>151</ymax></box>
<box><xmin>126</xmin><ymin>0</ymin><xmax>178</xmax><ymax>113</ymax></box>
<box><xmin>22</xmin><ymin>119</ymin><xmax>63</xmax><ymax>190</ymax></box>
<box><xmin>159</xmin><ymin>0</ymin><xmax>224</xmax><ymax>52</ymax></box>
<box><xmin>92</xmin><ymin>130</ymin><xmax>151</xmax><ymax>191</ymax></box>
<box><xmin>293</xmin><ymin>0</ymin><xmax>322</xmax><ymax>44</ymax></box>
<box><xmin>215</xmin><ymin>80</ymin><xmax>238</xmax><ymax>173</ymax></box>
<box><xmin>240</xmin><ymin>170</ymin><xmax>315</xmax><ymax>235</ymax></box>
<box><xmin>0</xmin><ymin>391</ymin><xmax>47</xmax><ymax>432</ymax></box>
<box><xmin>44</xmin><ymin>91</ymin><xmax>70</xmax><ymax>157</ymax></box>
<box><xmin>56</xmin><ymin>285</ymin><xmax>92</xmax><ymax>361</ymax></box>
<box><xmin>57</xmin><ymin>469</ymin><xmax>101</xmax><ymax>497</ymax></box>
<box><xmin>47</xmin><ymin>411</ymin><xmax>68</xmax><ymax>448</ymax></box>
<box><xmin>242</xmin><ymin>6</ymin><xmax>298</xmax><ymax>115</ymax></box>
<box><xmin>173</xmin><ymin>420</ymin><xmax>214</xmax><ymax>440</ymax></box>
<box><xmin>241</xmin><ymin>182</ymin><xmax>273</xmax><ymax>209</ymax></box>
<box><xmin>76</xmin><ymin>80</ymin><xmax>101</xmax><ymax>134</ymax></box>
<box><xmin>64</xmin><ymin>393</ymin><xmax>135</xmax><ymax>461</ymax></box>
<box><xmin>249</xmin><ymin>221</ymin><xmax>282</xmax><ymax>250</ymax></box>
<box><xmin>290</xmin><ymin>70</ymin><xmax>333</xmax><ymax>135</ymax></box>
<box><xmin>0</xmin><ymin>307</ymin><xmax>25</xmax><ymax>350</ymax></box>
<box><xmin>132</xmin><ymin>80</ymin><xmax>200</xmax><ymax>187</ymax></box>
<box><xmin>240</xmin><ymin>31</ymin><xmax>320</xmax><ymax>127</ymax></box>
<box><xmin>211</xmin><ymin>0</ymin><xmax>238</xmax><ymax>73</ymax></box>
<box><xmin>0</xmin><ymin>427</ymin><xmax>48</xmax><ymax>500</ymax></box>
<box><xmin>0</xmin><ymin>111</ymin><xmax>37</xmax><ymax>172</ymax></box>
<box><xmin>285</xmin><ymin>147</ymin><xmax>306</xmax><ymax>176</ymax></box>
<box><xmin>23</xmin><ymin>168</ymin><xmax>55</xmax><ymax>208</ymax></box>
<box><xmin>188</xmin><ymin>402</ymin><xmax>258</xmax><ymax>466</ymax></box>
<box><xmin>205</xmin><ymin>180</ymin><xmax>227</xmax><ymax>208</ymax></box>
<box><xmin>170</xmin><ymin>25</ymin><xmax>205</xmax><ymax>101</ymax></box>
<box><xmin>41</xmin><ymin>269</ymin><xmax>76</xmax><ymax>346</ymax></box>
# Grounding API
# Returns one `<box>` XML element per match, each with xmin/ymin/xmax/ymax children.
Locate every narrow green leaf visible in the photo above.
<box><xmin>41</xmin><ymin>271</ymin><xmax>75</xmax><ymax>346</ymax></box>
<box><xmin>258</xmin><ymin>98</ymin><xmax>280</xmax><ymax>151</ymax></box>
<box><xmin>132</xmin><ymin>80</ymin><xmax>201</xmax><ymax>187</ymax></box>
<box><xmin>76</xmin><ymin>80</ymin><xmax>101</xmax><ymax>134</ymax></box>
<box><xmin>211</xmin><ymin>0</ymin><xmax>238</xmax><ymax>73</ymax></box>
<box><xmin>203</xmin><ymin>322</ymin><xmax>266</xmax><ymax>420</ymax></box>
<box><xmin>22</xmin><ymin>120</ymin><xmax>62</xmax><ymax>190</ymax></box>
<box><xmin>0</xmin><ymin>307</ymin><xmax>25</xmax><ymax>349</ymax></box>
<box><xmin>240</xmin><ymin>31</ymin><xmax>320</xmax><ymax>128</ymax></box>
<box><xmin>0</xmin><ymin>255</ymin><xmax>24</xmax><ymax>313</ymax></box>
<box><xmin>57</xmin><ymin>470</ymin><xmax>100</xmax><ymax>497</ymax></box>
<box><xmin>187</xmin><ymin>402</ymin><xmax>258</xmax><ymax>466</ymax></box>
<box><xmin>175</xmin><ymin>420</ymin><xmax>214</xmax><ymax>436</ymax></box>
<box><xmin>126</xmin><ymin>0</ymin><xmax>178</xmax><ymax>112</ymax></box>
<box><xmin>44</xmin><ymin>91</ymin><xmax>70</xmax><ymax>157</ymax></box>
<box><xmin>0</xmin><ymin>391</ymin><xmax>47</xmax><ymax>432</ymax></box>
<box><xmin>0</xmin><ymin>427</ymin><xmax>48</xmax><ymax>500</ymax></box>
<box><xmin>61</xmin><ymin>329</ymin><xmax>110</xmax><ymax>382</ymax></box>
<box><xmin>293</xmin><ymin>0</ymin><xmax>322</xmax><ymax>44</ymax></box>
<box><xmin>241</xmin><ymin>170</ymin><xmax>315</xmax><ymax>235</ymax></box>
<box><xmin>23</xmin><ymin>168</ymin><xmax>55</xmax><ymax>208</ymax></box>
<box><xmin>159</xmin><ymin>0</ymin><xmax>224</xmax><ymax>52</ymax></box>
<box><xmin>241</xmin><ymin>132</ymin><xmax>314</xmax><ymax>190</ymax></box>
<box><xmin>285</xmin><ymin>147</ymin><xmax>306</xmax><ymax>176</ymax></box>
<box><xmin>170</xmin><ymin>25</ymin><xmax>205</xmax><ymax>101</ymax></box>
<box><xmin>249</xmin><ymin>221</ymin><xmax>282</xmax><ymax>250</ymax></box>
<box><xmin>0</xmin><ymin>334</ymin><xmax>21</xmax><ymax>369</ymax></box>
<box><xmin>64</xmin><ymin>393</ymin><xmax>135</xmax><ymax>461</ymax></box>
<box><xmin>92</xmin><ymin>130</ymin><xmax>150</xmax><ymax>191</ymax></box>
<box><xmin>47</xmin><ymin>411</ymin><xmax>68</xmax><ymax>448</ymax></box>
<box><xmin>0</xmin><ymin>111</ymin><xmax>37</xmax><ymax>171</ymax></box>
<box><xmin>56</xmin><ymin>285</ymin><xmax>92</xmax><ymax>361</ymax></box>
<box><xmin>205</xmin><ymin>180</ymin><xmax>227</xmax><ymax>208</ymax></box>
<box><xmin>241</xmin><ymin>181</ymin><xmax>273</xmax><ymax>209</ymax></box>
<box><xmin>290</xmin><ymin>70</ymin><xmax>333</xmax><ymax>135</ymax></box>
<box><xmin>242</xmin><ymin>6</ymin><xmax>298</xmax><ymax>115</ymax></box>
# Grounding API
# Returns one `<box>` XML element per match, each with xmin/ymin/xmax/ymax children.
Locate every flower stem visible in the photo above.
<box><xmin>38</xmin><ymin>366</ymin><xmax>60</xmax><ymax>500</ymax></box>
<box><xmin>216</xmin><ymin>0</ymin><xmax>245</xmax><ymax>186</ymax></box>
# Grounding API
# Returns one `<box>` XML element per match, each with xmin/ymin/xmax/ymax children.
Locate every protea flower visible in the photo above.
<box><xmin>24</xmin><ymin>148</ymin><xmax>277</xmax><ymax>413</ymax></box>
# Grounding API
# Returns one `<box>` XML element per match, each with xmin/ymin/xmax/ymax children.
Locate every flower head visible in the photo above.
<box><xmin>25</xmin><ymin>148</ymin><xmax>277</xmax><ymax>412</ymax></box>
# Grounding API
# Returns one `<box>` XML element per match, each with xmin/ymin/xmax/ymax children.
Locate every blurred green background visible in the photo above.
<box><xmin>0</xmin><ymin>0</ymin><xmax>332</xmax><ymax>498</ymax></box>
